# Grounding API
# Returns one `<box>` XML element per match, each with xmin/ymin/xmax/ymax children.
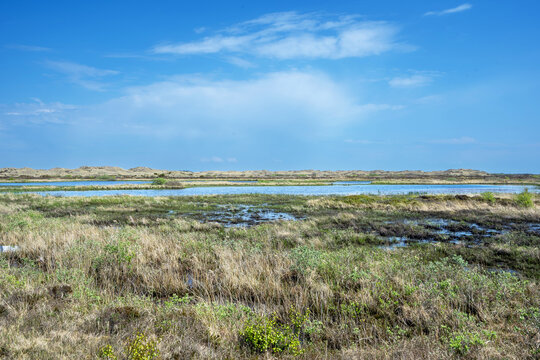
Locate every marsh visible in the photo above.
<box><xmin>0</xmin><ymin>192</ymin><xmax>538</xmax><ymax>359</ymax></box>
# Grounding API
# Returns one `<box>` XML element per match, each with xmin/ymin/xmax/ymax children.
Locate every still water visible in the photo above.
<box><xmin>22</xmin><ymin>184</ymin><xmax>538</xmax><ymax>197</ymax></box>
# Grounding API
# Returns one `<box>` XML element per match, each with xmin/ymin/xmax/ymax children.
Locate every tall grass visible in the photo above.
<box><xmin>0</xmin><ymin>193</ymin><xmax>538</xmax><ymax>359</ymax></box>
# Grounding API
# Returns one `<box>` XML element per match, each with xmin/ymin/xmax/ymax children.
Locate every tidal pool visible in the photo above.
<box><xmin>24</xmin><ymin>184</ymin><xmax>538</xmax><ymax>197</ymax></box>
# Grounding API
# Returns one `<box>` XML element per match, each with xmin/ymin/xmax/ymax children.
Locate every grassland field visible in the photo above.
<box><xmin>0</xmin><ymin>191</ymin><xmax>539</xmax><ymax>359</ymax></box>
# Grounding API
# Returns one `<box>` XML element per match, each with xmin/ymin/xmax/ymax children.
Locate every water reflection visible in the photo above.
<box><xmin>24</xmin><ymin>184</ymin><xmax>538</xmax><ymax>197</ymax></box>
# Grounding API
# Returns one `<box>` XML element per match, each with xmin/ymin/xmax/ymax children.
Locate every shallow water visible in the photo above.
<box><xmin>0</xmin><ymin>181</ymin><xmax>150</xmax><ymax>187</ymax></box>
<box><xmin>24</xmin><ymin>184</ymin><xmax>538</xmax><ymax>197</ymax></box>
<box><xmin>0</xmin><ymin>245</ymin><xmax>20</xmax><ymax>252</ymax></box>
<box><xmin>191</xmin><ymin>204</ymin><xmax>297</xmax><ymax>227</ymax></box>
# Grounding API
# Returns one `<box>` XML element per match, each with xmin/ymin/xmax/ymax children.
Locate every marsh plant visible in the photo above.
<box><xmin>515</xmin><ymin>188</ymin><xmax>534</xmax><ymax>208</ymax></box>
<box><xmin>0</xmin><ymin>193</ymin><xmax>538</xmax><ymax>359</ymax></box>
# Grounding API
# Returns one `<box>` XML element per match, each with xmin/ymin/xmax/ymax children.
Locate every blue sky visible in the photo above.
<box><xmin>1</xmin><ymin>1</ymin><xmax>539</xmax><ymax>172</ymax></box>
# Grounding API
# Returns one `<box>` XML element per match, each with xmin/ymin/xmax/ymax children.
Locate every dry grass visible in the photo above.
<box><xmin>0</xmin><ymin>194</ymin><xmax>538</xmax><ymax>359</ymax></box>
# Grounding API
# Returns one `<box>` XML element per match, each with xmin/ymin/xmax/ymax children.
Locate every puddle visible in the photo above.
<box><xmin>377</xmin><ymin>218</ymin><xmax>521</xmax><ymax>247</ymax></box>
<box><xmin>0</xmin><ymin>245</ymin><xmax>20</xmax><ymax>253</ymax></box>
<box><xmin>210</xmin><ymin>205</ymin><xmax>297</xmax><ymax>227</ymax></box>
<box><xmin>190</xmin><ymin>204</ymin><xmax>297</xmax><ymax>227</ymax></box>
<box><xmin>380</xmin><ymin>236</ymin><xmax>440</xmax><ymax>250</ymax></box>
<box><xmin>528</xmin><ymin>223</ymin><xmax>540</xmax><ymax>233</ymax></box>
<box><xmin>380</xmin><ymin>237</ymin><xmax>408</xmax><ymax>250</ymax></box>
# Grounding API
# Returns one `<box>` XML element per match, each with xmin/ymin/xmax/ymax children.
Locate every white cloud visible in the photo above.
<box><xmin>81</xmin><ymin>71</ymin><xmax>401</xmax><ymax>139</ymax></box>
<box><xmin>424</xmin><ymin>4</ymin><xmax>472</xmax><ymax>16</ymax></box>
<box><xmin>6</xmin><ymin>44</ymin><xmax>51</xmax><ymax>52</ymax></box>
<box><xmin>201</xmin><ymin>157</ymin><xmax>237</xmax><ymax>163</ymax></box>
<box><xmin>153</xmin><ymin>12</ymin><xmax>409</xmax><ymax>60</ymax></box>
<box><xmin>44</xmin><ymin>61</ymin><xmax>119</xmax><ymax>91</ymax></box>
<box><xmin>429</xmin><ymin>137</ymin><xmax>476</xmax><ymax>144</ymax></box>
<box><xmin>2</xmin><ymin>71</ymin><xmax>402</xmax><ymax>142</ymax></box>
<box><xmin>2</xmin><ymin>98</ymin><xmax>77</xmax><ymax>125</ymax></box>
<box><xmin>389</xmin><ymin>74</ymin><xmax>433</xmax><ymax>88</ymax></box>
<box><xmin>414</xmin><ymin>94</ymin><xmax>444</xmax><ymax>104</ymax></box>
<box><xmin>225</xmin><ymin>56</ymin><xmax>256</xmax><ymax>68</ymax></box>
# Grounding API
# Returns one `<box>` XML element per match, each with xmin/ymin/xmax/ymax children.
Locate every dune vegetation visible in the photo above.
<box><xmin>0</xmin><ymin>192</ymin><xmax>538</xmax><ymax>359</ymax></box>
<box><xmin>1</xmin><ymin>166</ymin><xmax>540</xmax><ymax>185</ymax></box>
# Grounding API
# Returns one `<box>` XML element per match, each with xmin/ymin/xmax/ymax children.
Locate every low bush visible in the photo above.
<box><xmin>515</xmin><ymin>189</ymin><xmax>534</xmax><ymax>208</ymax></box>
<box><xmin>98</xmin><ymin>332</ymin><xmax>160</xmax><ymax>360</ymax></box>
<box><xmin>481</xmin><ymin>192</ymin><xmax>496</xmax><ymax>204</ymax></box>
<box><xmin>240</xmin><ymin>308</ymin><xmax>309</xmax><ymax>356</ymax></box>
<box><xmin>152</xmin><ymin>178</ymin><xmax>166</xmax><ymax>185</ymax></box>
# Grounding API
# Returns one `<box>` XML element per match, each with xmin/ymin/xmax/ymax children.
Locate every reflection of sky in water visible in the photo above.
<box><xmin>23</xmin><ymin>184</ymin><xmax>539</xmax><ymax>197</ymax></box>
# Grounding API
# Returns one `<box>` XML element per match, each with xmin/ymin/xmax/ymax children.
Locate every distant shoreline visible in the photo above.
<box><xmin>0</xmin><ymin>166</ymin><xmax>538</xmax><ymax>185</ymax></box>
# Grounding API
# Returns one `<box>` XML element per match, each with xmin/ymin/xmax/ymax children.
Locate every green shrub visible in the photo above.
<box><xmin>447</xmin><ymin>329</ymin><xmax>496</xmax><ymax>355</ymax></box>
<box><xmin>98</xmin><ymin>345</ymin><xmax>118</xmax><ymax>360</ymax></box>
<box><xmin>240</xmin><ymin>316</ymin><xmax>303</xmax><ymax>355</ymax></box>
<box><xmin>240</xmin><ymin>307</ymin><xmax>309</xmax><ymax>356</ymax></box>
<box><xmin>125</xmin><ymin>332</ymin><xmax>160</xmax><ymax>360</ymax></box>
<box><xmin>515</xmin><ymin>189</ymin><xmax>534</xmax><ymax>208</ymax></box>
<box><xmin>481</xmin><ymin>192</ymin><xmax>496</xmax><ymax>204</ymax></box>
<box><xmin>448</xmin><ymin>332</ymin><xmax>484</xmax><ymax>355</ymax></box>
<box><xmin>152</xmin><ymin>178</ymin><xmax>166</xmax><ymax>185</ymax></box>
<box><xmin>98</xmin><ymin>332</ymin><xmax>160</xmax><ymax>360</ymax></box>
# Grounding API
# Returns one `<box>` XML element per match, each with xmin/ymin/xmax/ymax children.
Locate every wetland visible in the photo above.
<box><xmin>0</xmin><ymin>190</ymin><xmax>539</xmax><ymax>359</ymax></box>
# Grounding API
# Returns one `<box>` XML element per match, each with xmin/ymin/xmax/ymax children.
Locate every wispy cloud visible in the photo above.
<box><xmin>389</xmin><ymin>70</ymin><xmax>442</xmax><ymax>88</ymax></box>
<box><xmin>414</xmin><ymin>94</ymin><xmax>444</xmax><ymax>104</ymax></box>
<box><xmin>6</xmin><ymin>44</ymin><xmax>51</xmax><ymax>52</ymax></box>
<box><xmin>201</xmin><ymin>156</ymin><xmax>237</xmax><ymax>163</ymax></box>
<box><xmin>225</xmin><ymin>56</ymin><xmax>256</xmax><ymax>68</ymax></box>
<box><xmin>424</xmin><ymin>3</ymin><xmax>472</xmax><ymax>16</ymax></box>
<box><xmin>153</xmin><ymin>12</ymin><xmax>410</xmax><ymax>60</ymax></box>
<box><xmin>428</xmin><ymin>137</ymin><xmax>476</xmax><ymax>144</ymax></box>
<box><xmin>2</xmin><ymin>98</ymin><xmax>77</xmax><ymax>125</ymax></box>
<box><xmin>44</xmin><ymin>61</ymin><xmax>119</xmax><ymax>91</ymax></box>
<box><xmin>389</xmin><ymin>75</ymin><xmax>433</xmax><ymax>88</ymax></box>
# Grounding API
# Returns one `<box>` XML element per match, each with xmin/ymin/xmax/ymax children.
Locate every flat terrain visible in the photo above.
<box><xmin>0</xmin><ymin>192</ymin><xmax>539</xmax><ymax>359</ymax></box>
<box><xmin>1</xmin><ymin>166</ymin><xmax>539</xmax><ymax>185</ymax></box>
